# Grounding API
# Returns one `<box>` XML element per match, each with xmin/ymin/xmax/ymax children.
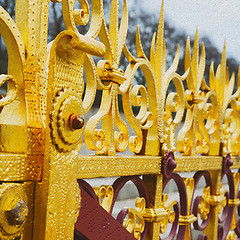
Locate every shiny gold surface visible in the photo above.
<box><xmin>0</xmin><ymin>0</ymin><xmax>240</xmax><ymax>239</ymax></box>
<box><xmin>0</xmin><ymin>183</ymin><xmax>34</xmax><ymax>240</ymax></box>
<box><xmin>93</xmin><ymin>185</ymin><xmax>114</xmax><ymax>212</ymax></box>
<box><xmin>76</xmin><ymin>155</ymin><xmax>161</xmax><ymax>178</ymax></box>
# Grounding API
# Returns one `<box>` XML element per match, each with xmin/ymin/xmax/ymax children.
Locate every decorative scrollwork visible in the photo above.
<box><xmin>162</xmin><ymin>173</ymin><xmax>186</xmax><ymax>238</ymax></box>
<box><xmin>118</xmin><ymin>195</ymin><xmax>178</xmax><ymax>240</ymax></box>
<box><xmin>197</xmin><ymin>187</ymin><xmax>211</xmax><ymax>222</ymax></box>
<box><xmin>84</xmin><ymin>67</ymin><xmax>129</xmax><ymax>154</ymax></box>
<box><xmin>3</xmin><ymin>0</ymin><xmax>240</xmax><ymax>239</ymax></box>
<box><xmin>93</xmin><ymin>185</ymin><xmax>114</xmax><ymax>213</ymax></box>
<box><xmin>192</xmin><ymin>171</ymin><xmax>213</xmax><ymax>233</ymax></box>
<box><xmin>209</xmin><ymin>44</ymin><xmax>240</xmax><ymax>156</ymax></box>
<box><xmin>161</xmin><ymin>150</ymin><xmax>177</xmax><ymax>179</ymax></box>
<box><xmin>122</xmin><ymin>59</ymin><xmax>156</xmax><ymax>154</ymax></box>
<box><xmin>158</xmin><ymin>194</ymin><xmax>178</xmax><ymax>238</ymax></box>
<box><xmin>62</xmin><ymin>0</ymin><xmax>102</xmax><ymax>38</ymax></box>
<box><xmin>119</xmin><ymin>207</ymin><xmax>145</xmax><ymax>240</ymax></box>
<box><xmin>0</xmin><ymin>75</ymin><xmax>18</xmax><ymax>109</ymax></box>
<box><xmin>83</xmin><ymin>0</ymin><xmax>158</xmax><ymax>155</ymax></box>
<box><xmin>177</xmin><ymin>30</ymin><xmax>220</xmax><ymax>156</ymax></box>
<box><xmin>111</xmin><ymin>176</ymin><xmax>149</xmax><ymax>239</ymax></box>
<box><xmin>218</xmin><ymin>169</ymin><xmax>235</xmax><ymax>239</ymax></box>
<box><xmin>145</xmin><ymin>3</ymin><xmax>188</xmax><ymax>154</ymax></box>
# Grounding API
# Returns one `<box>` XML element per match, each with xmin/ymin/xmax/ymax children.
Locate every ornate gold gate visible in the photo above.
<box><xmin>0</xmin><ymin>0</ymin><xmax>240</xmax><ymax>239</ymax></box>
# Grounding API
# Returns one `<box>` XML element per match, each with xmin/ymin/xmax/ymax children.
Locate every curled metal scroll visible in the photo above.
<box><xmin>162</xmin><ymin>174</ymin><xmax>187</xmax><ymax>239</ymax></box>
<box><xmin>218</xmin><ymin>164</ymin><xmax>235</xmax><ymax>240</ymax></box>
<box><xmin>111</xmin><ymin>176</ymin><xmax>150</xmax><ymax>240</ymax></box>
<box><xmin>0</xmin><ymin>75</ymin><xmax>18</xmax><ymax>108</ymax></box>
<box><xmin>192</xmin><ymin>171</ymin><xmax>213</xmax><ymax>232</ymax></box>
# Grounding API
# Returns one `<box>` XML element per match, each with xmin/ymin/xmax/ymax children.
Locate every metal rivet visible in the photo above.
<box><xmin>69</xmin><ymin>114</ymin><xmax>85</xmax><ymax>130</ymax></box>
<box><xmin>6</xmin><ymin>198</ymin><xmax>28</xmax><ymax>225</ymax></box>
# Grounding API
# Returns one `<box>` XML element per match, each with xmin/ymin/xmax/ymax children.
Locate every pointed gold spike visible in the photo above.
<box><xmin>192</xmin><ymin>28</ymin><xmax>199</xmax><ymax>86</ymax></box>
<box><xmin>219</xmin><ymin>41</ymin><xmax>227</xmax><ymax>107</ymax></box>
<box><xmin>223</xmin><ymin>67</ymin><xmax>229</xmax><ymax>108</ymax></box>
<box><xmin>185</xmin><ymin>36</ymin><xmax>193</xmax><ymax>89</ymax></box>
<box><xmin>165</xmin><ymin>45</ymin><xmax>180</xmax><ymax>80</ymax></box>
<box><xmin>116</xmin><ymin>0</ymin><xmax>128</xmax><ymax>64</ymax></box>
<box><xmin>136</xmin><ymin>25</ymin><xmax>148</xmax><ymax>60</ymax></box>
<box><xmin>185</xmin><ymin>36</ymin><xmax>191</xmax><ymax>74</ymax></box>
<box><xmin>163</xmin><ymin>37</ymin><xmax>166</xmax><ymax>74</ymax></box>
<box><xmin>109</xmin><ymin>0</ymin><xmax>119</xmax><ymax>60</ymax></box>
<box><xmin>227</xmin><ymin>72</ymin><xmax>235</xmax><ymax>102</ymax></box>
<box><xmin>197</xmin><ymin>43</ymin><xmax>206</xmax><ymax>90</ymax></box>
<box><xmin>150</xmin><ymin>32</ymin><xmax>156</xmax><ymax>73</ymax></box>
<box><xmin>155</xmin><ymin>0</ymin><xmax>165</xmax><ymax>82</ymax></box>
<box><xmin>220</xmin><ymin>41</ymin><xmax>227</xmax><ymax>86</ymax></box>
<box><xmin>209</xmin><ymin>62</ymin><xmax>215</xmax><ymax>91</ymax></box>
<box><xmin>215</xmin><ymin>64</ymin><xmax>221</xmax><ymax>105</ymax></box>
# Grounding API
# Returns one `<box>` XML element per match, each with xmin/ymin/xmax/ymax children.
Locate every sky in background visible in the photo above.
<box><xmin>139</xmin><ymin>0</ymin><xmax>240</xmax><ymax>62</ymax></box>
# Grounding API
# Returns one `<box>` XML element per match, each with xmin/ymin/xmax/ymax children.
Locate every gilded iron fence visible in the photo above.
<box><xmin>0</xmin><ymin>0</ymin><xmax>240</xmax><ymax>239</ymax></box>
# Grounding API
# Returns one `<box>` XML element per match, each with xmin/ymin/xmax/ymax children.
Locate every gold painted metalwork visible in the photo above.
<box><xmin>121</xmin><ymin>195</ymin><xmax>176</xmax><ymax>239</ymax></box>
<box><xmin>123</xmin><ymin>195</ymin><xmax>177</xmax><ymax>236</ymax></box>
<box><xmin>123</xmin><ymin>207</ymin><xmax>145</xmax><ymax>240</ymax></box>
<box><xmin>228</xmin><ymin>172</ymin><xmax>240</xmax><ymax>239</ymax></box>
<box><xmin>204</xmin><ymin>184</ymin><xmax>226</xmax><ymax>210</ymax></box>
<box><xmin>226</xmin><ymin>231</ymin><xmax>236</xmax><ymax>240</ymax></box>
<box><xmin>93</xmin><ymin>185</ymin><xmax>114</xmax><ymax>212</ymax></box>
<box><xmin>178</xmin><ymin>31</ymin><xmax>220</xmax><ymax>156</ymax></box>
<box><xmin>157</xmin><ymin>194</ymin><xmax>176</xmax><ymax>234</ymax></box>
<box><xmin>1</xmin><ymin>0</ymin><xmax>240</xmax><ymax>239</ymax></box>
<box><xmin>198</xmin><ymin>187</ymin><xmax>211</xmax><ymax>221</ymax></box>
<box><xmin>210</xmin><ymin>46</ymin><xmax>240</xmax><ymax>156</ymax></box>
<box><xmin>0</xmin><ymin>183</ymin><xmax>31</xmax><ymax>239</ymax></box>
<box><xmin>152</xmin><ymin>3</ymin><xmax>188</xmax><ymax>154</ymax></box>
<box><xmin>180</xmin><ymin>178</ymin><xmax>197</xmax><ymax>239</ymax></box>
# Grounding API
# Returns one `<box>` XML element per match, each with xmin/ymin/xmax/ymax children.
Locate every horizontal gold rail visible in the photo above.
<box><xmin>175</xmin><ymin>156</ymin><xmax>222</xmax><ymax>172</ymax></box>
<box><xmin>0</xmin><ymin>153</ymin><xmax>42</xmax><ymax>181</ymax></box>
<box><xmin>231</xmin><ymin>156</ymin><xmax>240</xmax><ymax>169</ymax></box>
<box><xmin>0</xmin><ymin>154</ymin><xmax>239</xmax><ymax>181</ymax></box>
<box><xmin>76</xmin><ymin>155</ymin><xmax>161</xmax><ymax>178</ymax></box>
<box><xmin>76</xmin><ymin>155</ymin><xmax>240</xmax><ymax>179</ymax></box>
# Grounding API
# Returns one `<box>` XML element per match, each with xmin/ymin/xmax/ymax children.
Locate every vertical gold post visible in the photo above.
<box><xmin>204</xmin><ymin>170</ymin><xmax>222</xmax><ymax>240</ymax></box>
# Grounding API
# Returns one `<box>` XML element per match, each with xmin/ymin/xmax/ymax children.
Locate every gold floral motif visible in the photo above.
<box><xmin>82</xmin><ymin>0</ymin><xmax>158</xmax><ymax>155</ymax></box>
<box><xmin>200</xmin><ymin>185</ymin><xmax>226</xmax><ymax>215</ymax></box>
<box><xmin>198</xmin><ymin>187</ymin><xmax>211</xmax><ymax>221</ymax></box>
<box><xmin>158</xmin><ymin>194</ymin><xmax>177</xmax><ymax>234</ymax></box>
<box><xmin>177</xmin><ymin>31</ymin><xmax>220</xmax><ymax>156</ymax></box>
<box><xmin>123</xmin><ymin>207</ymin><xmax>145</xmax><ymax>240</ymax></box>
<box><xmin>93</xmin><ymin>185</ymin><xmax>114</xmax><ymax>213</ymax></box>
<box><xmin>180</xmin><ymin>178</ymin><xmax>197</xmax><ymax>238</ymax></box>
<box><xmin>149</xmin><ymin>3</ymin><xmax>188</xmax><ymax>154</ymax></box>
<box><xmin>132</xmin><ymin>196</ymin><xmax>176</xmax><ymax>235</ymax></box>
<box><xmin>209</xmin><ymin>44</ymin><xmax>240</xmax><ymax>156</ymax></box>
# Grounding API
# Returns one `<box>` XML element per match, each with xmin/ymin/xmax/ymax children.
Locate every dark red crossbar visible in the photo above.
<box><xmin>75</xmin><ymin>186</ymin><xmax>136</xmax><ymax>240</ymax></box>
